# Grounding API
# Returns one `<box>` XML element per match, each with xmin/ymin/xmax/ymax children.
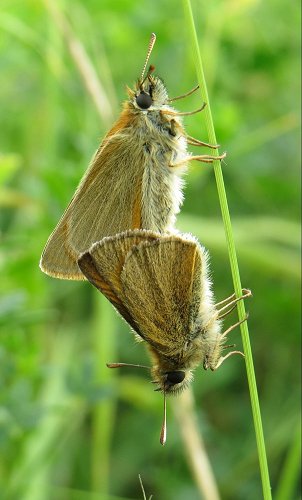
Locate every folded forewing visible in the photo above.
<box><xmin>40</xmin><ymin>116</ymin><xmax>145</xmax><ymax>280</ymax></box>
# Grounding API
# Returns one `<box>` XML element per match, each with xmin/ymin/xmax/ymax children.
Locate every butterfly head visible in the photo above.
<box><xmin>127</xmin><ymin>70</ymin><xmax>168</xmax><ymax>111</ymax></box>
<box><xmin>152</xmin><ymin>366</ymin><xmax>193</xmax><ymax>395</ymax></box>
<box><xmin>127</xmin><ymin>33</ymin><xmax>168</xmax><ymax>111</ymax></box>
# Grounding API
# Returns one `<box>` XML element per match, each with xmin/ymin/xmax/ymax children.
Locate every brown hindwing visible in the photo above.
<box><xmin>119</xmin><ymin>235</ymin><xmax>205</xmax><ymax>356</ymax></box>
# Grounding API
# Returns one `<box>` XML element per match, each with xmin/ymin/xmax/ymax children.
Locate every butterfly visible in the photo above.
<box><xmin>78</xmin><ymin>230</ymin><xmax>250</xmax><ymax>394</ymax></box>
<box><xmin>40</xmin><ymin>33</ymin><xmax>225</xmax><ymax>280</ymax></box>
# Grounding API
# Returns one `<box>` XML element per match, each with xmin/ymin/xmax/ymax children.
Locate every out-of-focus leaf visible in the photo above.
<box><xmin>0</xmin><ymin>154</ymin><xmax>22</xmax><ymax>185</ymax></box>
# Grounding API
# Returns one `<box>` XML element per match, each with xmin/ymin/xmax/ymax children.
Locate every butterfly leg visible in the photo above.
<box><xmin>217</xmin><ymin>288</ymin><xmax>252</xmax><ymax>319</ymax></box>
<box><xmin>187</xmin><ymin>135</ymin><xmax>219</xmax><ymax>149</ymax></box>
<box><xmin>168</xmin><ymin>84</ymin><xmax>200</xmax><ymax>102</ymax></box>
<box><xmin>213</xmin><ymin>349</ymin><xmax>245</xmax><ymax>370</ymax></box>
<box><xmin>215</xmin><ymin>292</ymin><xmax>237</xmax><ymax>307</ymax></box>
<box><xmin>220</xmin><ymin>314</ymin><xmax>249</xmax><ymax>340</ymax></box>
<box><xmin>170</xmin><ymin>151</ymin><xmax>226</xmax><ymax>168</ymax></box>
<box><xmin>213</xmin><ymin>314</ymin><xmax>249</xmax><ymax>369</ymax></box>
<box><xmin>163</xmin><ymin>104</ymin><xmax>206</xmax><ymax>117</ymax></box>
<box><xmin>170</xmin><ymin>119</ymin><xmax>178</xmax><ymax>137</ymax></box>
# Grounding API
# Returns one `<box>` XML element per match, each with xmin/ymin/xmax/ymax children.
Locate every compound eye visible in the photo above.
<box><xmin>166</xmin><ymin>371</ymin><xmax>186</xmax><ymax>385</ymax></box>
<box><xmin>136</xmin><ymin>91</ymin><xmax>152</xmax><ymax>109</ymax></box>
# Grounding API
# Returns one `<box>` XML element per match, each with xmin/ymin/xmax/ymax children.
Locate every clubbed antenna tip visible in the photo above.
<box><xmin>140</xmin><ymin>33</ymin><xmax>157</xmax><ymax>82</ymax></box>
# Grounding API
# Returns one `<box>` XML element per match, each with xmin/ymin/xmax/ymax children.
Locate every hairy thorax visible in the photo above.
<box><xmin>128</xmin><ymin>105</ymin><xmax>188</xmax><ymax>232</ymax></box>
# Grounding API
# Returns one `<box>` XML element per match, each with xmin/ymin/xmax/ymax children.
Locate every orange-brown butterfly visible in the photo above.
<box><xmin>78</xmin><ymin>230</ymin><xmax>250</xmax><ymax>444</ymax></box>
<box><xmin>40</xmin><ymin>33</ymin><xmax>225</xmax><ymax>280</ymax></box>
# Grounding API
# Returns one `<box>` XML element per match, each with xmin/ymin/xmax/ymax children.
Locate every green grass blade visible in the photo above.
<box><xmin>275</xmin><ymin>421</ymin><xmax>301</xmax><ymax>500</ymax></box>
<box><xmin>182</xmin><ymin>1</ymin><xmax>272</xmax><ymax>498</ymax></box>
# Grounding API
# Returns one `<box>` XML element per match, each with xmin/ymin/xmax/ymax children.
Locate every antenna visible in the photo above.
<box><xmin>141</xmin><ymin>33</ymin><xmax>156</xmax><ymax>82</ymax></box>
<box><xmin>107</xmin><ymin>362</ymin><xmax>150</xmax><ymax>370</ymax></box>
<box><xmin>159</xmin><ymin>390</ymin><xmax>167</xmax><ymax>445</ymax></box>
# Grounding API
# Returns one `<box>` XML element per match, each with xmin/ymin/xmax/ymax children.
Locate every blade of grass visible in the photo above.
<box><xmin>182</xmin><ymin>1</ymin><xmax>272</xmax><ymax>498</ymax></box>
<box><xmin>173</xmin><ymin>389</ymin><xmax>221</xmax><ymax>500</ymax></box>
<box><xmin>275</xmin><ymin>421</ymin><xmax>301</xmax><ymax>500</ymax></box>
<box><xmin>6</xmin><ymin>330</ymin><xmax>86</xmax><ymax>500</ymax></box>
<box><xmin>43</xmin><ymin>0</ymin><xmax>115</xmax><ymax>126</ymax></box>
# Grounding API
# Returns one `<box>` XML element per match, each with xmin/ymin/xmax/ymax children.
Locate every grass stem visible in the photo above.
<box><xmin>182</xmin><ymin>1</ymin><xmax>272</xmax><ymax>498</ymax></box>
<box><xmin>275</xmin><ymin>421</ymin><xmax>301</xmax><ymax>500</ymax></box>
<box><xmin>173</xmin><ymin>389</ymin><xmax>221</xmax><ymax>500</ymax></box>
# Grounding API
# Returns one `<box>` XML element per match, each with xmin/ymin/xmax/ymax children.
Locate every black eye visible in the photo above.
<box><xmin>166</xmin><ymin>371</ymin><xmax>186</xmax><ymax>385</ymax></box>
<box><xmin>136</xmin><ymin>92</ymin><xmax>152</xmax><ymax>109</ymax></box>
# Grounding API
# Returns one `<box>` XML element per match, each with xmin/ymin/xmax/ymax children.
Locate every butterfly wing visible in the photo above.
<box><xmin>40</xmin><ymin>111</ymin><xmax>145</xmax><ymax>280</ymax></box>
<box><xmin>78</xmin><ymin>230</ymin><xmax>160</xmax><ymax>335</ymax></box>
<box><xmin>119</xmin><ymin>234</ymin><xmax>206</xmax><ymax>355</ymax></box>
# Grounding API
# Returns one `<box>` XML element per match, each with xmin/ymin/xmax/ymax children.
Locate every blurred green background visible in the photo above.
<box><xmin>0</xmin><ymin>0</ymin><xmax>300</xmax><ymax>499</ymax></box>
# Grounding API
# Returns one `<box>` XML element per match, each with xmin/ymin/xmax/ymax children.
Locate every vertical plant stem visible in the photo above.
<box><xmin>275</xmin><ymin>421</ymin><xmax>301</xmax><ymax>500</ymax></box>
<box><xmin>182</xmin><ymin>1</ymin><xmax>272</xmax><ymax>499</ymax></box>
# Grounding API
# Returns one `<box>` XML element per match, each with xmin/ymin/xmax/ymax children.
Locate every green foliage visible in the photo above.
<box><xmin>0</xmin><ymin>0</ymin><xmax>300</xmax><ymax>499</ymax></box>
